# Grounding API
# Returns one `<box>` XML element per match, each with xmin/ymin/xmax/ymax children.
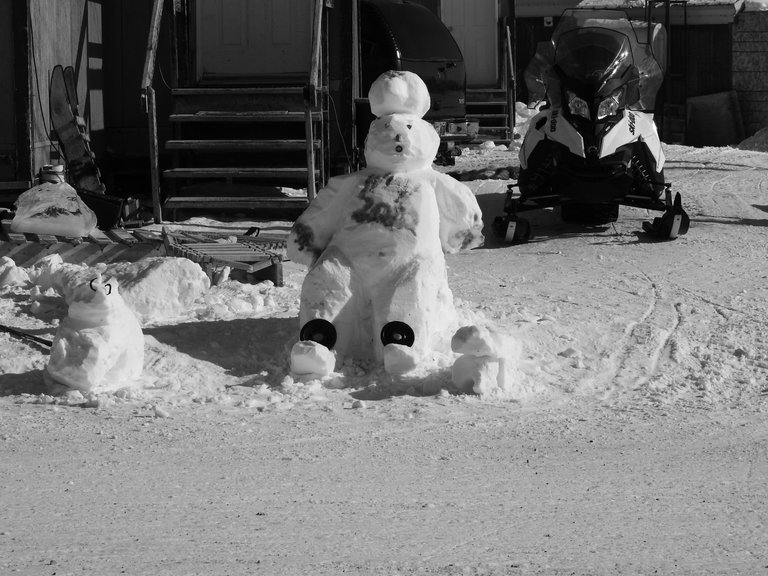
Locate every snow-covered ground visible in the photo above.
<box><xmin>1</xmin><ymin>141</ymin><xmax>768</xmax><ymax>575</ymax></box>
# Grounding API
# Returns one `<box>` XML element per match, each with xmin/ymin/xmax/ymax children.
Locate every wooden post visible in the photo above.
<box><xmin>146</xmin><ymin>87</ymin><xmax>162</xmax><ymax>223</ymax></box>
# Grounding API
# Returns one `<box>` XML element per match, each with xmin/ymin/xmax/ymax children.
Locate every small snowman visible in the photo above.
<box><xmin>451</xmin><ymin>325</ymin><xmax>523</xmax><ymax>397</ymax></box>
<box><xmin>45</xmin><ymin>274</ymin><xmax>144</xmax><ymax>393</ymax></box>
<box><xmin>287</xmin><ymin>70</ymin><xmax>484</xmax><ymax>377</ymax></box>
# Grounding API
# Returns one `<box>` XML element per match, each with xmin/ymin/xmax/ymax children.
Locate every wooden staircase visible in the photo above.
<box><xmin>141</xmin><ymin>0</ymin><xmax>329</xmax><ymax>223</ymax></box>
<box><xmin>160</xmin><ymin>86</ymin><xmax>323</xmax><ymax>220</ymax></box>
<box><xmin>466</xmin><ymin>88</ymin><xmax>511</xmax><ymax>142</ymax></box>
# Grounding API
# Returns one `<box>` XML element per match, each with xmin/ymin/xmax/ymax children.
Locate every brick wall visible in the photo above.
<box><xmin>733</xmin><ymin>11</ymin><xmax>768</xmax><ymax>137</ymax></box>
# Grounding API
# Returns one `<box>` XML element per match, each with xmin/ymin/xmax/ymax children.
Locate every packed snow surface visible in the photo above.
<box><xmin>1</xmin><ymin>142</ymin><xmax>768</xmax><ymax>574</ymax></box>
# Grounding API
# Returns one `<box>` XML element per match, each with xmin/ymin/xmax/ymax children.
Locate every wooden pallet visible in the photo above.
<box><xmin>0</xmin><ymin>221</ymin><xmax>285</xmax><ymax>286</ymax></box>
<box><xmin>0</xmin><ymin>221</ymin><xmax>164</xmax><ymax>268</ymax></box>
<box><xmin>162</xmin><ymin>229</ymin><xmax>285</xmax><ymax>286</ymax></box>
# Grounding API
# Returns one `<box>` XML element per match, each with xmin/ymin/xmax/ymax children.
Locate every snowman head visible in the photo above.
<box><xmin>369</xmin><ymin>70</ymin><xmax>431</xmax><ymax>118</ymax></box>
<box><xmin>364</xmin><ymin>113</ymin><xmax>440</xmax><ymax>172</ymax></box>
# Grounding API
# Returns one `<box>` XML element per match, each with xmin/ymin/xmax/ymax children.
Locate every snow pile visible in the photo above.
<box><xmin>11</xmin><ymin>181</ymin><xmax>97</xmax><ymax>237</ymax></box>
<box><xmin>29</xmin><ymin>254</ymin><xmax>210</xmax><ymax>325</ymax></box>
<box><xmin>451</xmin><ymin>324</ymin><xmax>525</xmax><ymax>398</ymax></box>
<box><xmin>45</xmin><ymin>275</ymin><xmax>144</xmax><ymax>393</ymax></box>
<box><xmin>745</xmin><ymin>0</ymin><xmax>768</xmax><ymax>10</ymax></box>
<box><xmin>0</xmin><ymin>256</ymin><xmax>30</xmax><ymax>288</ymax></box>
<box><xmin>737</xmin><ymin>126</ymin><xmax>768</xmax><ymax>152</ymax></box>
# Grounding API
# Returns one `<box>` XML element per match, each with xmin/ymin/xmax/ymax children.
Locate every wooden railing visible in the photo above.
<box><xmin>505</xmin><ymin>24</ymin><xmax>516</xmax><ymax>141</ymax></box>
<box><xmin>304</xmin><ymin>0</ymin><xmax>326</xmax><ymax>201</ymax></box>
<box><xmin>141</xmin><ymin>0</ymin><xmax>166</xmax><ymax>223</ymax></box>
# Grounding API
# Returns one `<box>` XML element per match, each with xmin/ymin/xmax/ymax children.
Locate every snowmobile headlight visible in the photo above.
<box><xmin>567</xmin><ymin>91</ymin><xmax>590</xmax><ymax>120</ymax></box>
<box><xmin>597</xmin><ymin>89</ymin><xmax>623</xmax><ymax>120</ymax></box>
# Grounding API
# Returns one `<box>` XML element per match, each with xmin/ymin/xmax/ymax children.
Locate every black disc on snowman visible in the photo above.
<box><xmin>300</xmin><ymin>319</ymin><xmax>337</xmax><ymax>350</ymax></box>
<box><xmin>380</xmin><ymin>321</ymin><xmax>415</xmax><ymax>347</ymax></box>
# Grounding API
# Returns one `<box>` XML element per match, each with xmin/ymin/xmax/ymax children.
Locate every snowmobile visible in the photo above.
<box><xmin>493</xmin><ymin>9</ymin><xmax>689</xmax><ymax>243</ymax></box>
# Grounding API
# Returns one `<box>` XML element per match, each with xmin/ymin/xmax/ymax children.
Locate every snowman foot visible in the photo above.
<box><xmin>383</xmin><ymin>343</ymin><xmax>420</xmax><ymax>375</ymax></box>
<box><xmin>299</xmin><ymin>319</ymin><xmax>337</xmax><ymax>349</ymax></box>
<box><xmin>290</xmin><ymin>340</ymin><xmax>336</xmax><ymax>377</ymax></box>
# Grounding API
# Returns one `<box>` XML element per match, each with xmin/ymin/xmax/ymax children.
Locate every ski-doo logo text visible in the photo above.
<box><xmin>550</xmin><ymin>110</ymin><xmax>559</xmax><ymax>133</ymax></box>
<box><xmin>628</xmin><ymin>112</ymin><xmax>636</xmax><ymax>135</ymax></box>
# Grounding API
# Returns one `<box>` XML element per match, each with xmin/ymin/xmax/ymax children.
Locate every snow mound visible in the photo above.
<box><xmin>29</xmin><ymin>255</ymin><xmax>210</xmax><ymax>325</ymax></box>
<box><xmin>737</xmin><ymin>126</ymin><xmax>768</xmax><ymax>152</ymax></box>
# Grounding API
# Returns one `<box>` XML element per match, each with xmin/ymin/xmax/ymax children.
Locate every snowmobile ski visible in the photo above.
<box><xmin>299</xmin><ymin>319</ymin><xmax>337</xmax><ymax>350</ymax></box>
<box><xmin>493</xmin><ymin>216</ymin><xmax>531</xmax><ymax>244</ymax></box>
<box><xmin>642</xmin><ymin>192</ymin><xmax>690</xmax><ymax>240</ymax></box>
<box><xmin>380</xmin><ymin>321</ymin><xmax>415</xmax><ymax>347</ymax></box>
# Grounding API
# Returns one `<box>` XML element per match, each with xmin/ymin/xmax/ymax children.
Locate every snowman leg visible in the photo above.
<box><xmin>372</xmin><ymin>259</ymin><xmax>437</xmax><ymax>375</ymax></box>
<box><xmin>292</xmin><ymin>248</ymin><xmax>360</xmax><ymax>376</ymax></box>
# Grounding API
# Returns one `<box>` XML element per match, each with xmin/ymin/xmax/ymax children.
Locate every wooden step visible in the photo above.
<box><xmin>172</xmin><ymin>87</ymin><xmax>304</xmax><ymax>96</ymax></box>
<box><xmin>467</xmin><ymin>101</ymin><xmax>508</xmax><ymax>108</ymax></box>
<box><xmin>165</xmin><ymin>139</ymin><xmax>319</xmax><ymax>151</ymax></box>
<box><xmin>163</xmin><ymin>196</ymin><xmax>308</xmax><ymax>211</ymax></box>
<box><xmin>169</xmin><ymin>111</ymin><xmax>319</xmax><ymax>123</ymax></box>
<box><xmin>468</xmin><ymin>113</ymin><xmax>510</xmax><ymax>121</ymax></box>
<box><xmin>163</xmin><ymin>167</ymin><xmax>317</xmax><ymax>182</ymax></box>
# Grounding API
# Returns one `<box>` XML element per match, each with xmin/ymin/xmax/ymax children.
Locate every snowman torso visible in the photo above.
<box><xmin>329</xmin><ymin>170</ymin><xmax>442</xmax><ymax>275</ymax></box>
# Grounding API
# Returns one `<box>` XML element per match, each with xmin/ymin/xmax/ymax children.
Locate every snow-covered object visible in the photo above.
<box><xmin>29</xmin><ymin>255</ymin><xmax>210</xmax><ymax>325</ymax></box>
<box><xmin>104</xmin><ymin>258</ymin><xmax>210</xmax><ymax>325</ymax></box>
<box><xmin>0</xmin><ymin>256</ymin><xmax>30</xmax><ymax>289</ymax></box>
<box><xmin>745</xmin><ymin>0</ymin><xmax>768</xmax><ymax>11</ymax></box>
<box><xmin>11</xmin><ymin>182</ymin><xmax>97</xmax><ymax>237</ymax></box>
<box><xmin>287</xmin><ymin>71</ymin><xmax>483</xmax><ymax>376</ymax></box>
<box><xmin>451</xmin><ymin>324</ymin><xmax>523</xmax><ymax>396</ymax></box>
<box><xmin>45</xmin><ymin>275</ymin><xmax>144</xmax><ymax>393</ymax></box>
<box><xmin>290</xmin><ymin>341</ymin><xmax>336</xmax><ymax>377</ymax></box>
<box><xmin>368</xmin><ymin>70</ymin><xmax>430</xmax><ymax>118</ymax></box>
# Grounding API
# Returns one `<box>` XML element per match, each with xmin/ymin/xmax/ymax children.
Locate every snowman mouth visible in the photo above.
<box><xmin>395</xmin><ymin>145</ymin><xmax>403</xmax><ymax>153</ymax></box>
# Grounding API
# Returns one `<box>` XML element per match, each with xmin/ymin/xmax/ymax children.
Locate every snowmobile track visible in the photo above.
<box><xmin>598</xmin><ymin>272</ymin><xmax>682</xmax><ymax>403</ymax></box>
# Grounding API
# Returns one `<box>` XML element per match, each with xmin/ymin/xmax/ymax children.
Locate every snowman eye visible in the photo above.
<box><xmin>407</xmin><ymin>124</ymin><xmax>412</xmax><ymax>129</ymax></box>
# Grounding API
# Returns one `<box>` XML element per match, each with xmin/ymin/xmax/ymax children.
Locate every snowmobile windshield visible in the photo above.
<box><xmin>555</xmin><ymin>29</ymin><xmax>634</xmax><ymax>94</ymax></box>
<box><xmin>524</xmin><ymin>10</ymin><xmax>664</xmax><ymax>112</ymax></box>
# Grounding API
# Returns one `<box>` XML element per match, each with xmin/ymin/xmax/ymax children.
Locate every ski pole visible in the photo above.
<box><xmin>0</xmin><ymin>324</ymin><xmax>53</xmax><ymax>348</ymax></box>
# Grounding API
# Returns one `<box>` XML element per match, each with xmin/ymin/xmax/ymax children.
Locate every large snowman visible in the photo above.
<box><xmin>287</xmin><ymin>70</ymin><xmax>483</xmax><ymax>377</ymax></box>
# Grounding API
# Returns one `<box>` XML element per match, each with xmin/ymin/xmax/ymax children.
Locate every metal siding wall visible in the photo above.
<box><xmin>27</xmin><ymin>0</ymin><xmax>105</xmax><ymax>174</ymax></box>
<box><xmin>733</xmin><ymin>12</ymin><xmax>768</xmax><ymax>137</ymax></box>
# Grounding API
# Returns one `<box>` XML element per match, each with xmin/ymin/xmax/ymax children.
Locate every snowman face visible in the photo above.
<box><xmin>364</xmin><ymin>114</ymin><xmax>440</xmax><ymax>172</ymax></box>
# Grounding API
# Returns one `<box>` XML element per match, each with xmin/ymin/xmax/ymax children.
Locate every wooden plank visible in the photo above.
<box><xmin>165</xmin><ymin>139</ymin><xmax>317</xmax><ymax>151</ymax></box>
<box><xmin>163</xmin><ymin>167</ymin><xmax>313</xmax><ymax>179</ymax></box>
<box><xmin>105</xmin><ymin>228</ymin><xmax>139</xmax><ymax>244</ymax></box>
<box><xmin>164</xmin><ymin>195</ymin><xmax>307</xmax><ymax>205</ymax></box>
<box><xmin>169</xmin><ymin>111</ymin><xmax>319</xmax><ymax>122</ymax></box>
<box><xmin>87</xmin><ymin>228</ymin><xmax>114</xmax><ymax>245</ymax></box>
<box><xmin>172</xmin><ymin>87</ymin><xmax>304</xmax><ymax>96</ymax></box>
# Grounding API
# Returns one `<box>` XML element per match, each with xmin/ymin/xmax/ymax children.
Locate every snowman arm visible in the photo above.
<box><xmin>287</xmin><ymin>176</ymin><xmax>349</xmax><ymax>266</ymax></box>
<box><xmin>433</xmin><ymin>173</ymin><xmax>484</xmax><ymax>254</ymax></box>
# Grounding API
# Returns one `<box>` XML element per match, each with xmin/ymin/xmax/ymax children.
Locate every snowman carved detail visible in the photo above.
<box><xmin>45</xmin><ymin>274</ymin><xmax>144</xmax><ymax>392</ymax></box>
<box><xmin>287</xmin><ymin>71</ymin><xmax>483</xmax><ymax>376</ymax></box>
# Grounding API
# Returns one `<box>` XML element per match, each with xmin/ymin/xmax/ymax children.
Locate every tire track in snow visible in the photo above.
<box><xmin>597</xmin><ymin>272</ymin><xmax>682</xmax><ymax>403</ymax></box>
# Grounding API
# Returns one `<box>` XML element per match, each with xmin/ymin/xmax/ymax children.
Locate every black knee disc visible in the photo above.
<box><xmin>380</xmin><ymin>321</ymin><xmax>415</xmax><ymax>347</ymax></box>
<box><xmin>299</xmin><ymin>319</ymin><xmax>337</xmax><ymax>350</ymax></box>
